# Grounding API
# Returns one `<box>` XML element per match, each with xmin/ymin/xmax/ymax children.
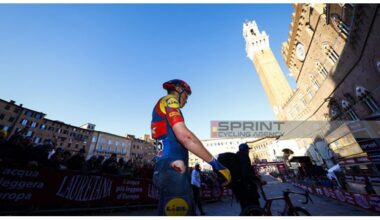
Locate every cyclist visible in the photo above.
<box><xmin>151</xmin><ymin>79</ymin><xmax>231</xmax><ymax>216</ymax></box>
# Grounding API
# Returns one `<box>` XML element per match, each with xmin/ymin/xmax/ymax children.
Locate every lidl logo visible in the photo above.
<box><xmin>164</xmin><ymin>197</ymin><xmax>189</xmax><ymax>216</ymax></box>
<box><xmin>166</xmin><ymin>97</ymin><xmax>180</xmax><ymax>108</ymax></box>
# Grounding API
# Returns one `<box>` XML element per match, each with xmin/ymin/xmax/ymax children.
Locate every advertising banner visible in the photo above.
<box><xmin>0</xmin><ymin>166</ymin><xmax>228</xmax><ymax>213</ymax></box>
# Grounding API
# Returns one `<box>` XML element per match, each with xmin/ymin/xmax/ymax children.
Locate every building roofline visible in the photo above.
<box><xmin>44</xmin><ymin>118</ymin><xmax>91</xmax><ymax>132</ymax></box>
<box><xmin>1</xmin><ymin>98</ymin><xmax>149</xmax><ymax>143</ymax></box>
<box><xmin>0</xmin><ymin>98</ymin><xmax>46</xmax><ymax>116</ymax></box>
<box><xmin>94</xmin><ymin>130</ymin><xmax>130</xmax><ymax>140</ymax></box>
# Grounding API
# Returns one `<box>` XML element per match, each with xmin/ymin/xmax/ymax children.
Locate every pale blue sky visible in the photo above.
<box><xmin>0</xmin><ymin>4</ymin><xmax>295</xmax><ymax>139</ymax></box>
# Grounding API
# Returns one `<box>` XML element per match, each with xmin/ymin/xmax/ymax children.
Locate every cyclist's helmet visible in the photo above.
<box><xmin>163</xmin><ymin>79</ymin><xmax>192</xmax><ymax>95</ymax></box>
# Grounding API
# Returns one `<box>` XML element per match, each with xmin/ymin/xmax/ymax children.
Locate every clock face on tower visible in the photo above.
<box><xmin>296</xmin><ymin>43</ymin><xmax>305</xmax><ymax>61</ymax></box>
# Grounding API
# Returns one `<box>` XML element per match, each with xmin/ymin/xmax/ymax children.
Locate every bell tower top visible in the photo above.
<box><xmin>243</xmin><ymin>20</ymin><xmax>270</xmax><ymax>61</ymax></box>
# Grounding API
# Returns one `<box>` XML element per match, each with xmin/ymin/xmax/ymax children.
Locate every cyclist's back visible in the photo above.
<box><xmin>152</xmin><ymin>94</ymin><xmax>188</xmax><ymax>164</ymax></box>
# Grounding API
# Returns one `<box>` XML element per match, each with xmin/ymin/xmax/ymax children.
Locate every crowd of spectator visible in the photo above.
<box><xmin>0</xmin><ymin>128</ymin><xmax>154</xmax><ymax>178</ymax></box>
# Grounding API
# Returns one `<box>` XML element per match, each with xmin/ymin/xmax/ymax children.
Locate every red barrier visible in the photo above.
<box><xmin>293</xmin><ymin>183</ymin><xmax>380</xmax><ymax>213</ymax></box>
<box><xmin>0</xmin><ymin>166</ymin><xmax>229</xmax><ymax>213</ymax></box>
<box><xmin>0</xmin><ymin>166</ymin><xmax>158</xmax><ymax>212</ymax></box>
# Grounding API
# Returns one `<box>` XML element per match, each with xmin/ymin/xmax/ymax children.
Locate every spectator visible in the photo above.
<box><xmin>94</xmin><ymin>155</ymin><xmax>105</xmax><ymax>171</ymax></box>
<box><xmin>49</xmin><ymin>148</ymin><xmax>66</xmax><ymax>170</ymax></box>
<box><xmin>118</xmin><ymin>157</ymin><xmax>125</xmax><ymax>168</ymax></box>
<box><xmin>102</xmin><ymin>153</ymin><xmax>119</xmax><ymax>174</ymax></box>
<box><xmin>31</xmin><ymin>139</ymin><xmax>55</xmax><ymax>166</ymax></box>
<box><xmin>191</xmin><ymin>163</ymin><xmax>206</xmax><ymax>216</ymax></box>
<box><xmin>62</xmin><ymin>150</ymin><xmax>72</xmax><ymax>166</ymax></box>
<box><xmin>118</xmin><ymin>157</ymin><xmax>130</xmax><ymax>175</ymax></box>
<box><xmin>67</xmin><ymin>149</ymin><xmax>86</xmax><ymax>171</ymax></box>
<box><xmin>84</xmin><ymin>155</ymin><xmax>99</xmax><ymax>173</ymax></box>
<box><xmin>7</xmin><ymin>133</ymin><xmax>32</xmax><ymax>166</ymax></box>
<box><xmin>123</xmin><ymin>159</ymin><xmax>134</xmax><ymax>177</ymax></box>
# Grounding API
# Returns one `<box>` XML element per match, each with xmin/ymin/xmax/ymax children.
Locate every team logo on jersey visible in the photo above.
<box><xmin>166</xmin><ymin>97</ymin><xmax>180</xmax><ymax>108</ymax></box>
<box><xmin>164</xmin><ymin>197</ymin><xmax>189</xmax><ymax>216</ymax></box>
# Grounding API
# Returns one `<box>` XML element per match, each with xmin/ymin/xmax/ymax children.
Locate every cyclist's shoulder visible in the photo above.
<box><xmin>160</xmin><ymin>94</ymin><xmax>180</xmax><ymax>109</ymax></box>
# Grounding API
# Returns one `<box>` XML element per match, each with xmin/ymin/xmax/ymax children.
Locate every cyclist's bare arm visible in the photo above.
<box><xmin>171</xmin><ymin>122</ymin><xmax>231</xmax><ymax>186</ymax></box>
<box><xmin>172</xmin><ymin>121</ymin><xmax>214</xmax><ymax>163</ymax></box>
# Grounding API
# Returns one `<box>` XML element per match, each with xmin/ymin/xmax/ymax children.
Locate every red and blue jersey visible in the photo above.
<box><xmin>151</xmin><ymin>95</ymin><xmax>188</xmax><ymax>164</ymax></box>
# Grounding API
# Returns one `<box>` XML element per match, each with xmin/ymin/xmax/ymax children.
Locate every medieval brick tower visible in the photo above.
<box><xmin>243</xmin><ymin>21</ymin><xmax>293</xmax><ymax>120</ymax></box>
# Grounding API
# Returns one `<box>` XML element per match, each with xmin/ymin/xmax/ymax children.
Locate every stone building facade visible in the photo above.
<box><xmin>89</xmin><ymin>131</ymin><xmax>132</xmax><ymax>160</ymax></box>
<box><xmin>0</xmin><ymin>99</ymin><xmax>93</xmax><ymax>154</ymax></box>
<box><xmin>247</xmin><ymin>137</ymin><xmax>278</xmax><ymax>164</ymax></box>
<box><xmin>129</xmin><ymin>136</ymin><xmax>157</xmax><ymax>164</ymax></box>
<box><xmin>245</xmin><ymin>4</ymin><xmax>380</xmax><ymax>193</ymax></box>
<box><xmin>0</xmin><ymin>99</ymin><xmax>45</xmax><ymax>140</ymax></box>
<box><xmin>0</xmin><ymin>98</ymin><xmax>155</xmax><ymax>162</ymax></box>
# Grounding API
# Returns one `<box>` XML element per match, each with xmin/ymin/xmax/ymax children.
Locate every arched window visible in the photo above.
<box><xmin>307</xmin><ymin>87</ymin><xmax>314</xmax><ymax>99</ymax></box>
<box><xmin>310</xmin><ymin>74</ymin><xmax>320</xmax><ymax>91</ymax></box>
<box><xmin>300</xmin><ymin>96</ymin><xmax>307</xmax><ymax>107</ymax></box>
<box><xmin>322</xmin><ymin>43</ymin><xmax>340</xmax><ymax>64</ymax></box>
<box><xmin>315</xmin><ymin>61</ymin><xmax>328</xmax><ymax>79</ymax></box>
<box><xmin>331</xmin><ymin>13</ymin><xmax>350</xmax><ymax>37</ymax></box>
<box><xmin>356</xmin><ymin>86</ymin><xmax>380</xmax><ymax>113</ymax></box>
<box><xmin>341</xmin><ymin>99</ymin><xmax>359</xmax><ymax>121</ymax></box>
